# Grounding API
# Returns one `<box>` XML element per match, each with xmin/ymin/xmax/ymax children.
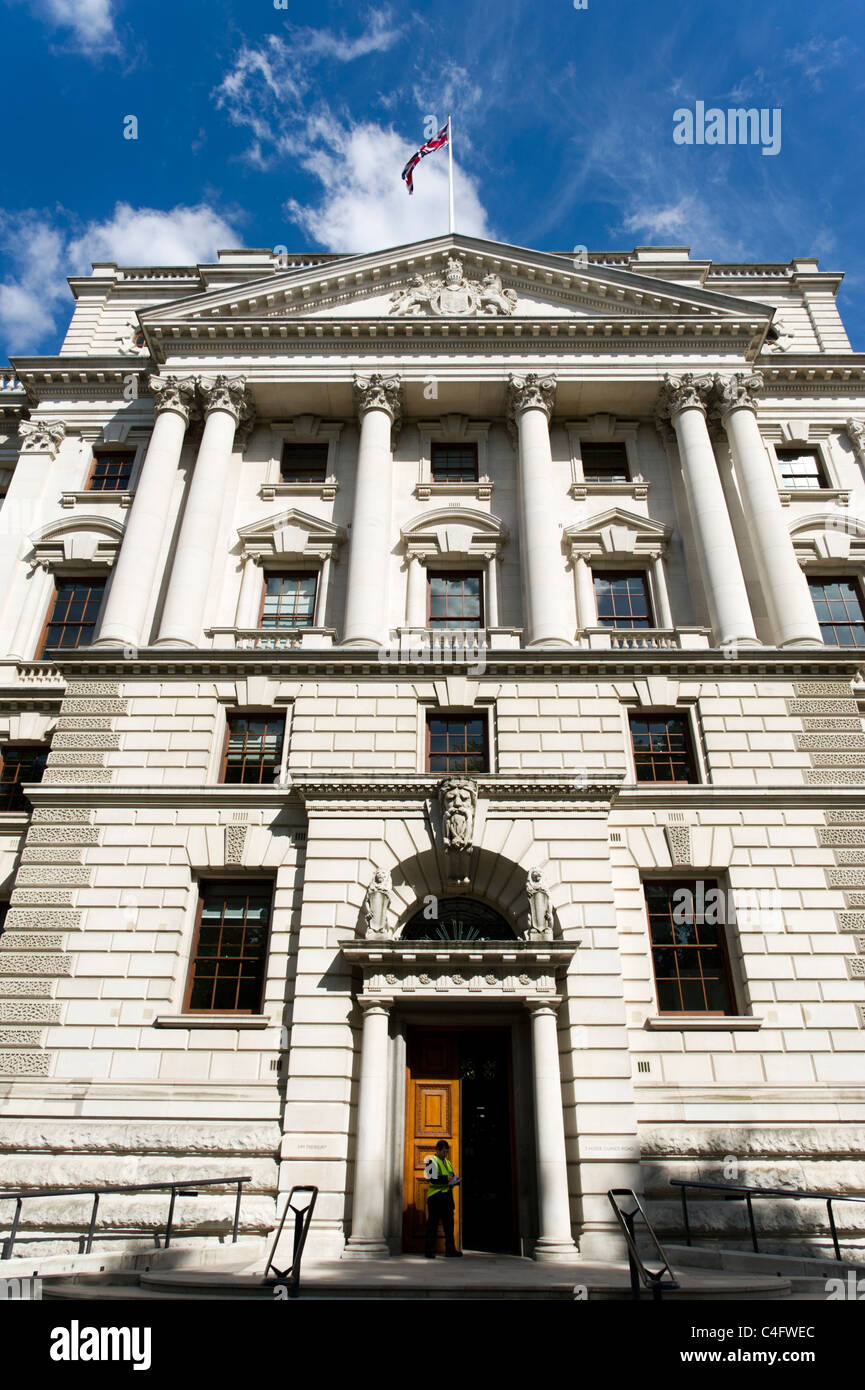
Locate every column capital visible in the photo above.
<box><xmin>524</xmin><ymin>998</ymin><xmax>562</xmax><ymax>1016</ymax></box>
<box><xmin>18</xmin><ymin>419</ymin><xmax>66</xmax><ymax>458</ymax></box>
<box><xmin>353</xmin><ymin>373</ymin><xmax>402</xmax><ymax>424</ymax></box>
<box><xmin>197</xmin><ymin>374</ymin><xmax>255</xmax><ymax>430</ymax></box>
<box><xmin>657</xmin><ymin>372</ymin><xmax>715</xmax><ymax>421</ymax></box>
<box><xmin>506</xmin><ymin>372</ymin><xmax>557</xmax><ymax>426</ymax></box>
<box><xmin>713</xmin><ymin>371</ymin><xmax>764</xmax><ymax>419</ymax></box>
<box><xmin>846</xmin><ymin>418</ymin><xmax>865</xmax><ymax>459</ymax></box>
<box><xmin>148</xmin><ymin>374</ymin><xmax>199</xmax><ymax>425</ymax></box>
<box><xmin>357</xmin><ymin>997</ymin><xmax>393</xmax><ymax>1015</ymax></box>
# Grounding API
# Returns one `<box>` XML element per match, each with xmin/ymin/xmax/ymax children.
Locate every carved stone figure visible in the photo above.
<box><xmin>388</xmin><ymin>257</ymin><xmax>517</xmax><ymax>318</ymax></box>
<box><xmin>525</xmin><ymin>866</ymin><xmax>554</xmax><ymax>940</ymax></box>
<box><xmin>362</xmin><ymin>868</ymin><xmax>393</xmax><ymax>938</ymax></box>
<box><xmin>479</xmin><ymin>273</ymin><xmax>518</xmax><ymax>315</ymax></box>
<box><xmin>437</xmin><ymin>777</ymin><xmax>477</xmax><ymax>882</ymax></box>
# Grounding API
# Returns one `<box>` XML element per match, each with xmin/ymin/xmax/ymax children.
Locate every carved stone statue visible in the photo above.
<box><xmin>362</xmin><ymin>868</ymin><xmax>393</xmax><ymax>938</ymax></box>
<box><xmin>479</xmin><ymin>273</ymin><xmax>518</xmax><ymax>315</ymax></box>
<box><xmin>389</xmin><ymin>258</ymin><xmax>517</xmax><ymax>318</ymax></box>
<box><xmin>525</xmin><ymin>866</ymin><xmax>554</xmax><ymax>940</ymax></box>
<box><xmin>437</xmin><ymin>777</ymin><xmax>477</xmax><ymax>882</ymax></box>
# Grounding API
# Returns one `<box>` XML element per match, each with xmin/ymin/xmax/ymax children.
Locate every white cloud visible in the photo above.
<box><xmin>286</xmin><ymin>121</ymin><xmax>491</xmax><ymax>251</ymax></box>
<box><xmin>67</xmin><ymin>202</ymin><xmax>242</xmax><ymax>268</ymax></box>
<box><xmin>784</xmin><ymin>37</ymin><xmax>847</xmax><ymax>88</ymax></box>
<box><xmin>33</xmin><ymin>0</ymin><xmax>120</xmax><ymax>53</ymax></box>
<box><xmin>0</xmin><ymin>202</ymin><xmax>242</xmax><ymax>354</ymax></box>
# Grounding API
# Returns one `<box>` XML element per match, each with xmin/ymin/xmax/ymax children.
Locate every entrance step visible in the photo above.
<box><xmin>42</xmin><ymin>1252</ymin><xmax>795</xmax><ymax>1301</ymax></box>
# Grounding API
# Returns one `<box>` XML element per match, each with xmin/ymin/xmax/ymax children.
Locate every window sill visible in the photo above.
<box><xmin>569</xmin><ymin>481</ymin><xmax>648</xmax><ymax>501</ymax></box>
<box><xmin>414</xmin><ymin>482</ymin><xmax>493</xmax><ymax>501</ymax></box>
<box><xmin>61</xmin><ymin>491</ymin><xmax>133</xmax><ymax>509</ymax></box>
<box><xmin>259</xmin><ymin>482</ymin><xmax>338</xmax><ymax>501</ymax></box>
<box><xmin>643</xmin><ymin>1015</ymin><xmax>762</xmax><ymax>1031</ymax></box>
<box><xmin>153</xmin><ymin>1014</ymin><xmax>271</xmax><ymax>1029</ymax></box>
<box><xmin>778</xmin><ymin>488</ymin><xmax>849</xmax><ymax>507</ymax></box>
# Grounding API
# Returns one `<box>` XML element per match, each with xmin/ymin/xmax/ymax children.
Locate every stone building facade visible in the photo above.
<box><xmin>0</xmin><ymin>234</ymin><xmax>864</xmax><ymax>1261</ymax></box>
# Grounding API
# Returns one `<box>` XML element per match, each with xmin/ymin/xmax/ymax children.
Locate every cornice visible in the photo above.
<box><xmin>291</xmin><ymin>772</ymin><xmax>624</xmax><ymax>802</ymax></box>
<box><xmin>11</xmin><ymin>649</ymin><xmax>863</xmax><ymax>682</ymax></box>
<box><xmin>614</xmin><ymin>786</ymin><xmax>865</xmax><ymax>809</ymax></box>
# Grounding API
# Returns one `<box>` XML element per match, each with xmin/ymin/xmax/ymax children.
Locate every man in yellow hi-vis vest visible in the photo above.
<box><xmin>424</xmin><ymin>1139</ymin><xmax>462</xmax><ymax>1258</ymax></box>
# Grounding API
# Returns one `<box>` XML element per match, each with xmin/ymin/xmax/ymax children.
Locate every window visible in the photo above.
<box><xmin>427</xmin><ymin>714</ymin><xmax>488</xmax><ymax>773</ymax></box>
<box><xmin>581</xmin><ymin>441</ymin><xmax>630</xmax><ymax>483</ymax></box>
<box><xmin>280</xmin><ymin>443</ymin><xmax>328</xmax><ymax>484</ymax></box>
<box><xmin>644</xmin><ymin>880</ymin><xmax>736</xmax><ymax>1015</ymax></box>
<box><xmin>809</xmin><ymin>577</ymin><xmax>865</xmax><ymax>646</ymax></box>
<box><xmin>88</xmin><ymin>451</ymin><xmax>135</xmax><ymax>492</ymax></box>
<box><xmin>261</xmin><ymin>573</ymin><xmax>317</xmax><ymax>629</ymax></box>
<box><xmin>431</xmin><ymin>442</ymin><xmax>478</xmax><ymax>484</ymax></box>
<box><xmin>185</xmin><ymin>881</ymin><xmax>273</xmax><ymax>1013</ymax></box>
<box><xmin>0</xmin><ymin>745</ymin><xmax>49</xmax><ymax>812</ymax></box>
<box><xmin>428</xmin><ymin>572</ymin><xmax>483</xmax><ymax>629</ymax></box>
<box><xmin>222</xmin><ymin>715</ymin><xmax>285</xmax><ymax>784</ymax></box>
<box><xmin>594</xmin><ymin>572</ymin><xmax>652</xmax><ymax>628</ymax></box>
<box><xmin>629</xmin><ymin>713</ymin><xmax>698</xmax><ymax>783</ymax></box>
<box><xmin>776</xmin><ymin>447</ymin><xmax>827</xmax><ymax>490</ymax></box>
<box><xmin>39</xmin><ymin>578</ymin><xmax>105</xmax><ymax>654</ymax></box>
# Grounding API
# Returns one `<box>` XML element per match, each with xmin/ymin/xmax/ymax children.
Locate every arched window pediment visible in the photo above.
<box><xmin>399</xmin><ymin>896</ymin><xmax>517</xmax><ymax>942</ymax></box>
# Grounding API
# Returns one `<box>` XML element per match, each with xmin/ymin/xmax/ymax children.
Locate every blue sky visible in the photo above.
<box><xmin>0</xmin><ymin>0</ymin><xmax>861</xmax><ymax>354</ymax></box>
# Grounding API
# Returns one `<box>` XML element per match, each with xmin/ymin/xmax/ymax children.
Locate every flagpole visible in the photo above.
<box><xmin>447</xmin><ymin>113</ymin><xmax>455</xmax><ymax>234</ymax></box>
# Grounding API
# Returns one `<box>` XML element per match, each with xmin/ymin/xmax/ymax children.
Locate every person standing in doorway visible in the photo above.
<box><xmin>424</xmin><ymin>1139</ymin><xmax>462</xmax><ymax>1258</ymax></box>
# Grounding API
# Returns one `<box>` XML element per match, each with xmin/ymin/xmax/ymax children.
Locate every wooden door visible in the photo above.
<box><xmin>403</xmin><ymin>1031</ymin><xmax>460</xmax><ymax>1252</ymax></box>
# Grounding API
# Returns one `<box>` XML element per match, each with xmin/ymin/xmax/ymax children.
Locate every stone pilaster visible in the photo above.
<box><xmin>342</xmin><ymin>375</ymin><xmax>402</xmax><ymax>648</ymax></box>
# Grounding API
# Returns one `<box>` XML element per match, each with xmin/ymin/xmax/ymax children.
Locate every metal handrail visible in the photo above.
<box><xmin>607</xmin><ymin>1189</ymin><xmax>679</xmax><ymax>1301</ymax></box>
<box><xmin>0</xmin><ymin>1175</ymin><xmax>252</xmax><ymax>1260</ymax></box>
<box><xmin>671</xmin><ymin>1178</ymin><xmax>865</xmax><ymax>1261</ymax></box>
<box><xmin>264</xmin><ymin>1186</ymin><xmax>318</xmax><ymax>1297</ymax></box>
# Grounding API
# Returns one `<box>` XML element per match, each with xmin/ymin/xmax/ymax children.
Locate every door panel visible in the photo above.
<box><xmin>403</xmin><ymin>1032</ymin><xmax>459</xmax><ymax>1252</ymax></box>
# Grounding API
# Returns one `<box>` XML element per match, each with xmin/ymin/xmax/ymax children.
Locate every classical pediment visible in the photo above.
<box><xmin>139</xmin><ymin>234</ymin><xmax>774</xmax><ymax>334</ymax></box>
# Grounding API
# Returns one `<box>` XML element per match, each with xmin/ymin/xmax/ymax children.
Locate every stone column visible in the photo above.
<box><xmin>314</xmin><ymin>554</ymin><xmax>332</xmax><ymax>628</ymax></box>
<box><xmin>659</xmin><ymin>375</ymin><xmax>758</xmax><ymax>648</ymax></box>
<box><xmin>650</xmin><ymin>552</ymin><xmax>674</xmax><ymax>630</ymax></box>
<box><xmin>155</xmin><ymin>376</ymin><xmax>254</xmax><ymax>649</ymax></box>
<box><xmin>527</xmin><ymin>1000</ymin><xmax>578</xmax><ymax>1261</ymax></box>
<box><xmin>404</xmin><ymin>552</ymin><xmax>426</xmax><ymax>628</ymax></box>
<box><xmin>572</xmin><ymin>553</ymin><xmax>597</xmax><ymax>634</ymax></box>
<box><xmin>507</xmin><ymin>374</ymin><xmax>572</xmax><ymax>647</ymax></box>
<box><xmin>0</xmin><ymin>421</ymin><xmax>65</xmax><ymax>654</ymax></box>
<box><xmin>718</xmin><ymin>373</ymin><xmax>823</xmax><ymax>648</ymax></box>
<box><xmin>235</xmin><ymin>553</ymin><xmax>263</xmax><ymax>631</ymax></box>
<box><xmin>343</xmin><ymin>999</ymin><xmax>392</xmax><ymax>1258</ymax></box>
<box><xmin>342</xmin><ymin>375</ymin><xmax>402</xmax><ymax>648</ymax></box>
<box><xmin>486</xmin><ymin>552</ymin><xmax>500</xmax><ymax>628</ymax></box>
<box><xmin>94</xmin><ymin>377</ymin><xmax>198</xmax><ymax>650</ymax></box>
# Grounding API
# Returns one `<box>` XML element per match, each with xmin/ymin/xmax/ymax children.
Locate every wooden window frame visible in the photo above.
<box><xmin>279</xmin><ymin>442</ymin><xmax>329</xmax><ymax>484</ymax></box>
<box><xmin>580</xmin><ymin>441</ymin><xmax>631</xmax><ymax>484</ymax></box>
<box><xmin>220</xmin><ymin>712</ymin><xmax>286</xmax><ymax>785</ymax></box>
<box><xmin>775</xmin><ymin>446</ymin><xmax>829</xmax><ymax>491</ymax></box>
<box><xmin>87</xmin><ymin>450</ymin><xmax>136</xmax><ymax>493</ymax></box>
<box><xmin>644</xmin><ymin>878</ymin><xmax>737</xmax><ymax>1016</ymax></box>
<box><xmin>427</xmin><ymin>570</ymin><xmax>484</xmax><ymax>630</ymax></box>
<box><xmin>628</xmin><ymin>711</ymin><xmax>699</xmax><ymax>784</ymax></box>
<box><xmin>37</xmin><ymin>575</ymin><xmax>106</xmax><ymax>658</ymax></box>
<box><xmin>593</xmin><ymin>570</ymin><xmax>654</xmax><ymax>628</ymax></box>
<box><xmin>258</xmin><ymin>571</ymin><xmax>318</xmax><ymax>629</ymax></box>
<box><xmin>808</xmin><ymin>575</ymin><xmax>865</xmax><ymax>647</ymax></box>
<box><xmin>430</xmin><ymin>442</ymin><xmax>479</xmax><ymax>484</ymax></box>
<box><xmin>0</xmin><ymin>744</ymin><xmax>49</xmax><ymax>813</ymax></box>
<box><xmin>183</xmin><ymin>878</ymin><xmax>274</xmax><ymax>1015</ymax></box>
<box><xmin>425</xmin><ymin>711</ymin><xmax>489</xmax><ymax>775</ymax></box>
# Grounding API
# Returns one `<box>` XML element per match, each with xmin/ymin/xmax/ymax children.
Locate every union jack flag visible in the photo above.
<box><xmin>401</xmin><ymin>122</ymin><xmax>449</xmax><ymax>195</ymax></box>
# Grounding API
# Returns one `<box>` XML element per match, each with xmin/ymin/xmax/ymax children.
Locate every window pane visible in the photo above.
<box><xmin>809</xmin><ymin>577</ymin><xmax>865</xmax><ymax>647</ymax></box>
<box><xmin>593</xmin><ymin>572</ymin><xmax>652</xmax><ymax>628</ymax></box>
<box><xmin>426</xmin><ymin>714</ymin><xmax>489</xmax><ymax>773</ymax></box>
<box><xmin>40</xmin><ymin>580</ymin><xmax>105</xmax><ymax>654</ymax></box>
<box><xmin>581</xmin><ymin>442</ymin><xmax>630</xmax><ymax>483</ymax></box>
<box><xmin>431</xmin><ymin>443</ymin><xmax>478</xmax><ymax>483</ymax></box>
<box><xmin>280</xmin><ymin>443</ymin><xmax>328</xmax><ymax>483</ymax></box>
<box><xmin>186</xmin><ymin>882</ymin><xmax>273</xmax><ymax>1012</ymax></box>
<box><xmin>644</xmin><ymin>880</ymin><xmax>734</xmax><ymax>1014</ymax></box>
<box><xmin>223</xmin><ymin>716</ymin><xmax>285</xmax><ymax>784</ymax></box>
<box><xmin>261</xmin><ymin>574</ymin><xmax>317</xmax><ymax>629</ymax></box>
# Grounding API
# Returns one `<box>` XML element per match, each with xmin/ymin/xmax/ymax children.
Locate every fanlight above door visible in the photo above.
<box><xmin>400</xmin><ymin>897</ymin><xmax>516</xmax><ymax>942</ymax></box>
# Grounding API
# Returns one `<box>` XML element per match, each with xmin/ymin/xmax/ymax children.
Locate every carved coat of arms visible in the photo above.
<box><xmin>389</xmin><ymin>257</ymin><xmax>517</xmax><ymax>318</ymax></box>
